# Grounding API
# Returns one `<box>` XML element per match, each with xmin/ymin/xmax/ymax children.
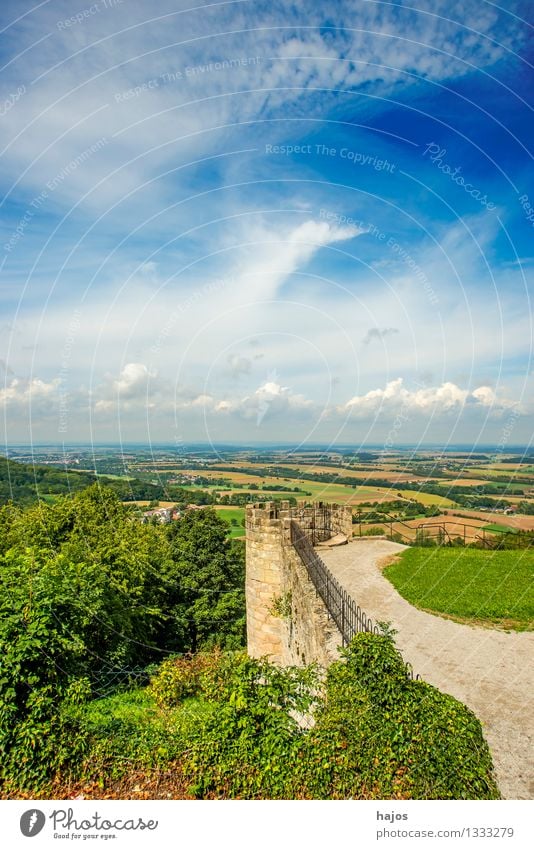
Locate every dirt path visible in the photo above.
<box><xmin>320</xmin><ymin>539</ymin><xmax>534</xmax><ymax>800</ymax></box>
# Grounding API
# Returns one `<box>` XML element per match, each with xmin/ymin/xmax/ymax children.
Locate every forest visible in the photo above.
<box><xmin>0</xmin><ymin>456</ymin><xmax>216</xmax><ymax>506</ymax></box>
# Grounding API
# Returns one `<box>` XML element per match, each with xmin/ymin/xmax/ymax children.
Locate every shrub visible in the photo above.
<box><xmin>182</xmin><ymin>653</ymin><xmax>318</xmax><ymax>798</ymax></box>
<box><xmin>0</xmin><ymin>678</ymin><xmax>90</xmax><ymax>792</ymax></box>
<box><xmin>296</xmin><ymin>635</ymin><xmax>499</xmax><ymax>799</ymax></box>
<box><xmin>2</xmin><ymin>641</ymin><xmax>499</xmax><ymax>800</ymax></box>
<box><xmin>149</xmin><ymin>650</ymin><xmax>225</xmax><ymax>708</ymax></box>
<box><xmin>362</xmin><ymin>525</ymin><xmax>385</xmax><ymax>536</ymax></box>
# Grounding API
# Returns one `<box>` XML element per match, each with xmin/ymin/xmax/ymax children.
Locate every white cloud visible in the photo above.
<box><xmin>343</xmin><ymin>377</ymin><xmax>518</xmax><ymax>418</ymax></box>
<box><xmin>93</xmin><ymin>362</ymin><xmax>160</xmax><ymax>414</ymax></box>
<box><xmin>113</xmin><ymin>362</ymin><xmax>155</xmax><ymax>397</ymax></box>
<box><xmin>169</xmin><ymin>375</ymin><xmax>521</xmax><ymax>424</ymax></box>
<box><xmin>232</xmin><ymin>218</ymin><xmax>363</xmax><ymax>301</ymax></box>
<box><xmin>0</xmin><ymin>376</ymin><xmax>61</xmax><ymax>407</ymax></box>
<box><xmin>0</xmin><ymin>0</ymin><xmax>520</xmax><ymax>213</ymax></box>
<box><xmin>471</xmin><ymin>385</ymin><xmax>518</xmax><ymax>410</ymax></box>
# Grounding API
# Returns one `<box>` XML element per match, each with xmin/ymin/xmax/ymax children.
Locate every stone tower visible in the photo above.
<box><xmin>245</xmin><ymin>500</ymin><xmax>352</xmax><ymax>665</ymax></box>
<box><xmin>245</xmin><ymin>501</ymin><xmax>286</xmax><ymax>663</ymax></box>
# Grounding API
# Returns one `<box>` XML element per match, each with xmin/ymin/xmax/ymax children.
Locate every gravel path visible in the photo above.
<box><xmin>319</xmin><ymin>539</ymin><xmax>534</xmax><ymax>800</ymax></box>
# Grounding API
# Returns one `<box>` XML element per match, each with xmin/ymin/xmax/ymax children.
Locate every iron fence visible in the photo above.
<box><xmin>288</xmin><ymin>503</ymin><xmax>333</xmax><ymax>545</ymax></box>
<box><xmin>290</xmin><ymin>520</ymin><xmax>419</xmax><ymax>680</ymax></box>
<box><xmin>353</xmin><ymin>510</ymin><xmax>526</xmax><ymax>548</ymax></box>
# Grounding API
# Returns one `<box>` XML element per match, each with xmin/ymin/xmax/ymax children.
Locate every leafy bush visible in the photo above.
<box><xmin>128</xmin><ymin>639</ymin><xmax>499</xmax><ymax>800</ymax></box>
<box><xmin>149</xmin><ymin>650</ymin><xmax>225</xmax><ymax>708</ymax></box>
<box><xmin>0</xmin><ymin>678</ymin><xmax>89</xmax><ymax>792</ymax></box>
<box><xmin>0</xmin><ymin>489</ymin><xmax>246</xmax><ymax>794</ymax></box>
<box><xmin>362</xmin><ymin>525</ymin><xmax>385</xmax><ymax>536</ymax></box>
<box><xmin>298</xmin><ymin>636</ymin><xmax>499</xmax><ymax>799</ymax></box>
<box><xmin>182</xmin><ymin>652</ymin><xmax>317</xmax><ymax>799</ymax></box>
<box><xmin>11</xmin><ymin>637</ymin><xmax>498</xmax><ymax>800</ymax></box>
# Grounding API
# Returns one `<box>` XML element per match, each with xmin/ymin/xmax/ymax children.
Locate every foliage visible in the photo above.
<box><xmin>269</xmin><ymin>591</ymin><xmax>292</xmax><ymax>618</ymax></box>
<box><xmin>57</xmin><ymin>638</ymin><xmax>499</xmax><ymax>800</ymax></box>
<box><xmin>0</xmin><ymin>455</ymin><xmax>216</xmax><ymax>508</ymax></box>
<box><xmin>353</xmin><ymin>500</ymin><xmax>440</xmax><ymax>522</ymax></box>
<box><xmin>0</xmin><ymin>474</ymin><xmax>502</xmax><ymax>800</ymax></box>
<box><xmin>0</xmin><ymin>488</ymin><xmax>245</xmax><ymax>792</ymax></box>
<box><xmin>361</xmin><ymin>525</ymin><xmax>386</xmax><ymax>536</ymax></box>
<box><xmin>384</xmin><ymin>547</ymin><xmax>534</xmax><ymax>629</ymax></box>
<box><xmin>473</xmin><ymin>530</ymin><xmax>534</xmax><ymax>550</ymax></box>
<box><xmin>176</xmin><ymin>652</ymin><xmax>318</xmax><ymax>799</ymax></box>
<box><xmin>2</xmin><ymin>633</ymin><xmax>499</xmax><ymax>800</ymax></box>
<box><xmin>166</xmin><ymin>509</ymin><xmax>245</xmax><ymax>651</ymax></box>
<box><xmin>298</xmin><ymin>635</ymin><xmax>498</xmax><ymax>800</ymax></box>
<box><xmin>149</xmin><ymin>651</ymin><xmax>226</xmax><ymax>707</ymax></box>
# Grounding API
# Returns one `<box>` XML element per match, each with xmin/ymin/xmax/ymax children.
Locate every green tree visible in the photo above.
<box><xmin>166</xmin><ymin>509</ymin><xmax>245</xmax><ymax>651</ymax></box>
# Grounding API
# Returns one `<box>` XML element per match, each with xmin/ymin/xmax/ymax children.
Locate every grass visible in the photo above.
<box><xmin>301</xmin><ymin>481</ymin><xmax>396</xmax><ymax>503</ymax></box>
<box><xmin>483</xmin><ymin>523</ymin><xmax>518</xmax><ymax>534</ymax></box>
<box><xmin>384</xmin><ymin>547</ymin><xmax>534</xmax><ymax>630</ymax></box>
<box><xmin>214</xmin><ymin>506</ymin><xmax>246</xmax><ymax>537</ymax></box>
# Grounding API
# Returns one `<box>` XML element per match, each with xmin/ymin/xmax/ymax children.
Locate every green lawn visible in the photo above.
<box><xmin>214</xmin><ymin>506</ymin><xmax>246</xmax><ymax>537</ymax></box>
<box><xmin>384</xmin><ymin>547</ymin><xmax>534</xmax><ymax>629</ymax></box>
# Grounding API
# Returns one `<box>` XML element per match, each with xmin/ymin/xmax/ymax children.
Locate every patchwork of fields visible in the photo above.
<box><xmin>121</xmin><ymin>449</ymin><xmax>534</xmax><ymax>538</ymax></box>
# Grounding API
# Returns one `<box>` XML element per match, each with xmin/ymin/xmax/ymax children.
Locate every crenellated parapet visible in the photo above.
<box><xmin>245</xmin><ymin>501</ymin><xmax>352</xmax><ymax>665</ymax></box>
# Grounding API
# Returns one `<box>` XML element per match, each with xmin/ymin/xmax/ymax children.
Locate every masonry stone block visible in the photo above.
<box><xmin>246</xmin><ymin>501</ymin><xmax>350</xmax><ymax>667</ymax></box>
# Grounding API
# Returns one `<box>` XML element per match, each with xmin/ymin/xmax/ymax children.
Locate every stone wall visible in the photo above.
<box><xmin>245</xmin><ymin>501</ymin><xmax>352</xmax><ymax>666</ymax></box>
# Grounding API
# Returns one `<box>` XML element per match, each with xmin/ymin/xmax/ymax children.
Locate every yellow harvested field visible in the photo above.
<box><xmin>447</xmin><ymin>510</ymin><xmax>534</xmax><ymax>532</ymax></box>
<box><xmin>234</xmin><ymin>462</ymin><xmax>414</xmax><ymax>479</ymax></box>
<box><xmin>389</xmin><ymin>515</ymin><xmax>487</xmax><ymax>543</ymax></box>
<box><xmin>124</xmin><ymin>500</ymin><xmax>178</xmax><ymax>507</ymax></box>
<box><xmin>396</xmin><ymin>490</ymin><xmax>455</xmax><ymax>507</ymax></box>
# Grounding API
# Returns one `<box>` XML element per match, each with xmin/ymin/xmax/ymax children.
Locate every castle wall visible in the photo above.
<box><xmin>245</xmin><ymin>501</ymin><xmax>351</xmax><ymax>667</ymax></box>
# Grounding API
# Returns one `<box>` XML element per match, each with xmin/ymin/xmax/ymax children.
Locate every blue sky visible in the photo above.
<box><xmin>0</xmin><ymin>0</ymin><xmax>532</xmax><ymax>447</ymax></box>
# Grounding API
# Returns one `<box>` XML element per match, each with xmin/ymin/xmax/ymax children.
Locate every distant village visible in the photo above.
<box><xmin>140</xmin><ymin>503</ymin><xmax>205</xmax><ymax>524</ymax></box>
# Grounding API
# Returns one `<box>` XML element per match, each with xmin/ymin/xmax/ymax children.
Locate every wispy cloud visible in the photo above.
<box><xmin>0</xmin><ymin>0</ymin><xmax>531</xmax><ymax>443</ymax></box>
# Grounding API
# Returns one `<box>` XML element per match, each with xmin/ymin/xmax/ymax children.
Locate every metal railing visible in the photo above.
<box><xmin>290</xmin><ymin>520</ymin><xmax>419</xmax><ymax>680</ymax></box>
<box><xmin>353</xmin><ymin>510</ymin><xmax>526</xmax><ymax>547</ymax></box>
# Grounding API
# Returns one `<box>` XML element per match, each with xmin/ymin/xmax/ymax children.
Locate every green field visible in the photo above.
<box><xmin>215</xmin><ymin>506</ymin><xmax>246</xmax><ymax>537</ymax></box>
<box><xmin>483</xmin><ymin>523</ymin><xmax>518</xmax><ymax>534</ymax></box>
<box><xmin>384</xmin><ymin>547</ymin><xmax>534</xmax><ymax>629</ymax></box>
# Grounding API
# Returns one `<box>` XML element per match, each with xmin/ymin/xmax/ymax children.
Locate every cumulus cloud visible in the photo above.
<box><xmin>471</xmin><ymin>385</ymin><xmax>517</xmax><ymax>410</ymax></box>
<box><xmin>0</xmin><ymin>377</ymin><xmax>61</xmax><ymax>407</ymax></box>
<box><xmin>91</xmin><ymin>368</ymin><xmax>523</xmax><ymax>423</ymax></box>
<box><xmin>176</xmin><ymin>373</ymin><xmax>316</xmax><ymax>426</ymax></box>
<box><xmin>343</xmin><ymin>378</ymin><xmax>518</xmax><ymax>418</ymax></box>
<box><xmin>94</xmin><ymin>362</ymin><xmax>160</xmax><ymax>413</ymax></box>
<box><xmin>113</xmin><ymin>362</ymin><xmax>155</xmax><ymax>397</ymax></box>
